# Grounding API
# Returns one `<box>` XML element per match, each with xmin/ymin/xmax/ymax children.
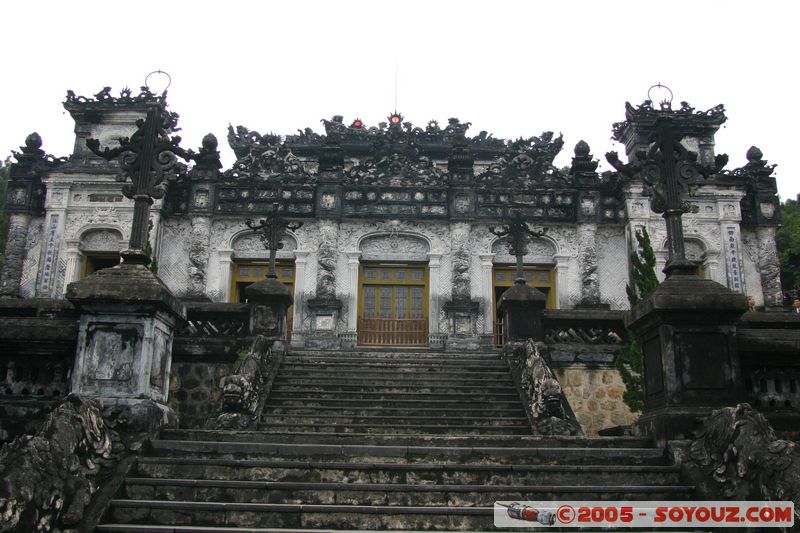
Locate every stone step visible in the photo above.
<box><xmin>259</xmin><ymin>415</ymin><xmax>529</xmax><ymax>427</ymax></box>
<box><xmin>266</xmin><ymin>388</ymin><xmax>520</xmax><ymax>398</ymax></box>
<box><xmin>262</xmin><ymin>397</ymin><xmax>526</xmax><ymax>410</ymax></box>
<box><xmin>149</xmin><ymin>440</ymin><xmax>668</xmax><ymax>465</ymax></box>
<box><xmin>268</xmin><ymin>388</ymin><xmax>519</xmax><ymax>399</ymax></box>
<box><xmin>287</xmin><ymin>349</ymin><xmax>500</xmax><ymax>360</ymax></box>
<box><xmin>273</xmin><ymin>374</ymin><xmax>515</xmax><ymax>385</ymax></box>
<box><xmin>123</xmin><ymin>477</ymin><xmax>695</xmax><ymax>506</ymax></box>
<box><xmin>280</xmin><ymin>364</ymin><xmax>507</xmax><ymax>373</ymax></box>
<box><xmin>281</xmin><ymin>363</ymin><xmax>507</xmax><ymax>372</ymax></box>
<box><xmin>161</xmin><ymin>430</ymin><xmax>653</xmax><ymax>448</ymax></box>
<box><xmin>137</xmin><ymin>456</ymin><xmax>682</xmax><ymax>486</ymax></box>
<box><xmin>109</xmin><ymin>500</ymin><xmax>497</xmax><ymax>530</ymax></box>
<box><xmin>260</xmin><ymin>406</ymin><xmax>527</xmax><ymax>418</ymax></box>
<box><xmin>259</xmin><ymin>424</ymin><xmax>532</xmax><ymax>436</ymax></box>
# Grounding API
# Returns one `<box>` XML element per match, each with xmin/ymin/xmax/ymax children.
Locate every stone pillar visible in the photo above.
<box><xmin>67</xmin><ymin>263</ymin><xmax>186</xmax><ymax>407</ymax></box>
<box><xmin>755</xmin><ymin>226</ymin><xmax>783</xmax><ymax>308</ymax></box>
<box><xmin>427</xmin><ymin>253</ymin><xmax>442</xmax><ymax>343</ymax></box>
<box><xmin>627</xmin><ymin>273</ymin><xmax>747</xmax><ymax>442</ymax></box>
<box><xmin>186</xmin><ymin>216</ymin><xmax>212</xmax><ymax>301</ymax></box>
<box><xmin>554</xmin><ymin>254</ymin><xmax>570</xmax><ymax>309</ymax></box>
<box><xmin>345</xmin><ymin>251</ymin><xmax>361</xmax><ymax>336</ymax></box>
<box><xmin>0</xmin><ymin>214</ymin><xmax>32</xmax><ymax>298</ymax></box>
<box><xmin>479</xmin><ymin>253</ymin><xmax>495</xmax><ymax>340</ymax></box>
<box><xmin>63</xmin><ymin>240</ymin><xmax>82</xmax><ymax>290</ymax></box>
<box><xmin>290</xmin><ymin>250</ymin><xmax>310</xmax><ymax>347</ymax></box>
<box><xmin>217</xmin><ymin>249</ymin><xmax>233</xmax><ymax>302</ymax></box>
<box><xmin>704</xmin><ymin>253</ymin><xmax>721</xmax><ymax>284</ymax></box>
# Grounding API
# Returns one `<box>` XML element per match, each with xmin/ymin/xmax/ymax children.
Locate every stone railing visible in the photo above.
<box><xmin>172</xmin><ymin>302</ymin><xmax>251</xmax><ymax>359</ymax></box>
<box><xmin>542</xmin><ymin>309</ymin><xmax>626</xmax><ymax>346</ymax></box>
<box><xmin>0</xmin><ymin>300</ymin><xmax>79</xmax><ymax>441</ymax></box>
<box><xmin>504</xmin><ymin>339</ymin><xmax>583</xmax><ymax>436</ymax></box>
<box><xmin>169</xmin><ymin>302</ymin><xmax>253</xmax><ymax>428</ymax></box>
<box><xmin>736</xmin><ymin>312</ymin><xmax>800</xmax><ymax>433</ymax></box>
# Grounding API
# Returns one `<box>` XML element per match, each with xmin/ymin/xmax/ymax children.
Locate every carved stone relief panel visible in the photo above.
<box><xmin>491</xmin><ymin>236</ymin><xmax>556</xmax><ymax>264</ymax></box>
<box><xmin>19</xmin><ymin>220</ymin><xmax>43</xmax><ymax>298</ymax></box>
<box><xmin>79</xmin><ymin>228</ymin><xmax>124</xmax><ymax>252</ymax></box>
<box><xmin>684</xmin><ymin>239</ymin><xmax>706</xmax><ymax>262</ymax></box>
<box><xmin>232</xmin><ymin>231</ymin><xmax>298</xmax><ymax>259</ymax></box>
<box><xmin>360</xmin><ymin>234</ymin><xmax>430</xmax><ymax>262</ymax></box>
<box><xmin>158</xmin><ymin>221</ymin><xmax>191</xmax><ymax>295</ymax></box>
<box><xmin>597</xmin><ymin>226</ymin><xmax>628</xmax><ymax>310</ymax></box>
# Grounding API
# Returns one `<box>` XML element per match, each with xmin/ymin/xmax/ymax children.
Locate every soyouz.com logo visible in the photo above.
<box><xmin>494</xmin><ymin>501</ymin><xmax>794</xmax><ymax>528</ymax></box>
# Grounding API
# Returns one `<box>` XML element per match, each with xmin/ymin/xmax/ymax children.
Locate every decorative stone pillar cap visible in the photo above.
<box><xmin>627</xmin><ymin>273</ymin><xmax>747</xmax><ymax>330</ymax></box>
<box><xmin>245</xmin><ymin>277</ymin><xmax>293</xmax><ymax>306</ymax></box>
<box><xmin>66</xmin><ymin>263</ymin><xmax>185</xmax><ymax>320</ymax></box>
<box><xmin>497</xmin><ymin>280</ymin><xmax>547</xmax><ymax>313</ymax></box>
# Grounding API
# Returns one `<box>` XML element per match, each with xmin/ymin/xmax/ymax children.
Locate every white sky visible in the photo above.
<box><xmin>1</xmin><ymin>0</ymin><xmax>798</xmax><ymax>200</ymax></box>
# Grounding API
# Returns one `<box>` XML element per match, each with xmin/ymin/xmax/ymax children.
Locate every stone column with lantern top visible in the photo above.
<box><xmin>66</xmin><ymin>84</ymin><xmax>189</xmax><ymax>417</ymax></box>
<box><xmin>607</xmin><ymin>89</ymin><xmax>748</xmax><ymax>442</ymax></box>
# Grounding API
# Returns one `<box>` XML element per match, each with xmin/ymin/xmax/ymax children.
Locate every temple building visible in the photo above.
<box><xmin>0</xmin><ymin>87</ymin><xmax>783</xmax><ymax>350</ymax></box>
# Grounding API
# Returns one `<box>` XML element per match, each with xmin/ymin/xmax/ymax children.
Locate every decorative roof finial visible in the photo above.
<box><xmin>144</xmin><ymin>70</ymin><xmax>172</xmax><ymax>98</ymax></box>
<box><xmin>647</xmin><ymin>83</ymin><xmax>673</xmax><ymax>111</ymax></box>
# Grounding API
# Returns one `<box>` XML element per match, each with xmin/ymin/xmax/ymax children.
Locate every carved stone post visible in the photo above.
<box><xmin>185</xmin><ymin>133</ymin><xmax>222</xmax><ymax>301</ymax></box>
<box><xmin>444</xmin><ymin>223</ymin><xmax>481</xmax><ymax>351</ymax></box>
<box><xmin>627</xmin><ymin>275</ymin><xmax>747</xmax><ymax>441</ymax></box>
<box><xmin>0</xmin><ymin>214</ymin><xmax>33</xmax><ymax>298</ymax></box>
<box><xmin>571</xmin><ymin>140</ymin><xmax>608</xmax><ymax>309</ymax></box>
<box><xmin>305</xmin><ymin>220</ymin><xmax>343</xmax><ymax>350</ymax></box>
<box><xmin>67</xmin><ymin>264</ymin><xmax>185</xmax><ymax>406</ymax></box>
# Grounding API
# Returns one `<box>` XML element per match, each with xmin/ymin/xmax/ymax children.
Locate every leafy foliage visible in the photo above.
<box><xmin>616</xmin><ymin>228</ymin><xmax>660</xmax><ymax>413</ymax></box>
<box><xmin>776</xmin><ymin>198</ymin><xmax>800</xmax><ymax>294</ymax></box>
<box><xmin>625</xmin><ymin>229</ymin><xmax>659</xmax><ymax>305</ymax></box>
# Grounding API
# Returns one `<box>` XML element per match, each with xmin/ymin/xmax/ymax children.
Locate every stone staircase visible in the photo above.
<box><xmin>96</xmin><ymin>348</ymin><xmax>693</xmax><ymax>531</ymax></box>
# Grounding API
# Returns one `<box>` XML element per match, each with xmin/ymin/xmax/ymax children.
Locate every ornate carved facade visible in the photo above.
<box><xmin>0</xmin><ymin>87</ymin><xmax>785</xmax><ymax>347</ymax></box>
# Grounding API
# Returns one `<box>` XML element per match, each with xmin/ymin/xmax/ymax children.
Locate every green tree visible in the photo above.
<box><xmin>776</xmin><ymin>198</ymin><xmax>800</xmax><ymax>294</ymax></box>
<box><xmin>0</xmin><ymin>160</ymin><xmax>10</xmax><ymax>271</ymax></box>
<box><xmin>616</xmin><ymin>228</ymin><xmax>659</xmax><ymax>412</ymax></box>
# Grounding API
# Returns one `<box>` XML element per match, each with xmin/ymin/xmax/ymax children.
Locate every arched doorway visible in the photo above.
<box><xmin>357</xmin><ymin>233</ymin><xmax>430</xmax><ymax>346</ymax></box>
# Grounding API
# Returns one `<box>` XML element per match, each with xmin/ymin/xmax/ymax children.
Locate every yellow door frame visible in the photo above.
<box><xmin>358</xmin><ymin>262</ymin><xmax>429</xmax><ymax>320</ymax></box>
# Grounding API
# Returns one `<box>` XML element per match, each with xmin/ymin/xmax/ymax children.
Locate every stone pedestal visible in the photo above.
<box><xmin>66</xmin><ymin>263</ymin><xmax>186</xmax><ymax>406</ymax></box>
<box><xmin>303</xmin><ymin>297</ymin><xmax>343</xmax><ymax>350</ymax></box>
<box><xmin>497</xmin><ymin>279</ymin><xmax>547</xmax><ymax>351</ymax></box>
<box><xmin>627</xmin><ymin>272</ymin><xmax>748</xmax><ymax>442</ymax></box>
<box><xmin>245</xmin><ymin>277</ymin><xmax>293</xmax><ymax>355</ymax></box>
<box><xmin>443</xmin><ymin>299</ymin><xmax>481</xmax><ymax>352</ymax></box>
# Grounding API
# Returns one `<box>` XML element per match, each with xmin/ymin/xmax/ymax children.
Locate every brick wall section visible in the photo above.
<box><xmin>555</xmin><ymin>367</ymin><xmax>638</xmax><ymax>436</ymax></box>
